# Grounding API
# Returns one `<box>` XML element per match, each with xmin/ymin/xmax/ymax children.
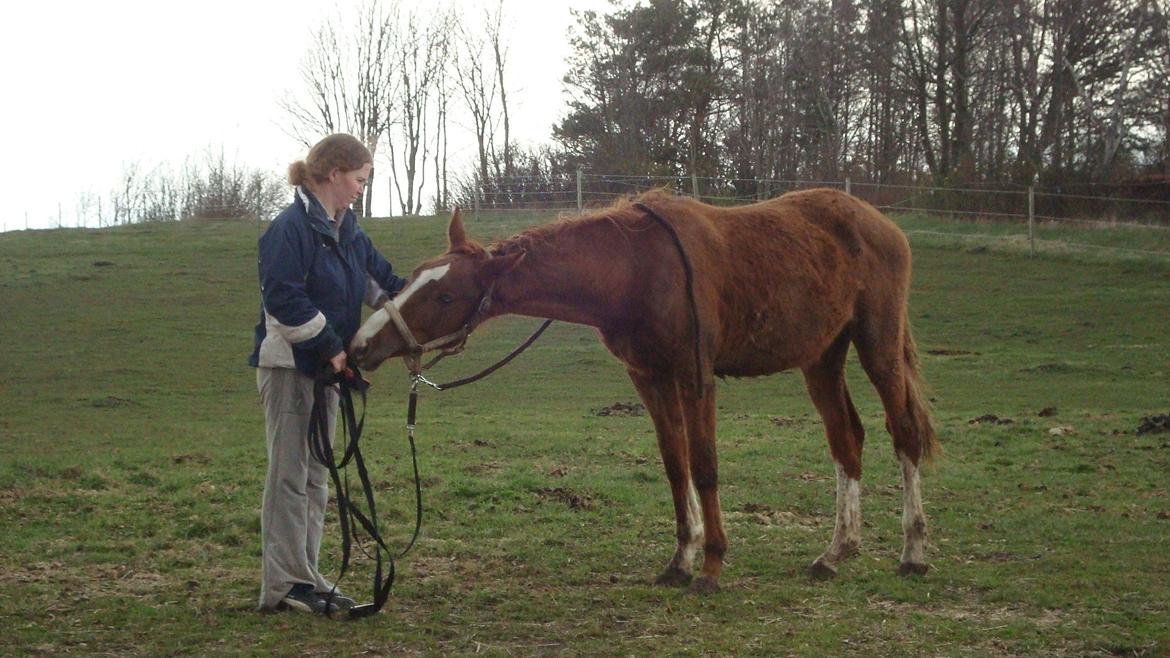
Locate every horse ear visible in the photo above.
<box><xmin>480</xmin><ymin>249</ymin><xmax>526</xmax><ymax>281</ymax></box>
<box><xmin>447</xmin><ymin>206</ymin><xmax>466</xmax><ymax>249</ymax></box>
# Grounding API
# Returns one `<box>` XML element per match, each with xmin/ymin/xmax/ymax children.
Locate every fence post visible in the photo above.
<box><xmin>1028</xmin><ymin>186</ymin><xmax>1036</xmax><ymax>257</ymax></box>
<box><xmin>255</xmin><ymin>184</ymin><xmax>263</xmax><ymax>234</ymax></box>
<box><xmin>473</xmin><ymin>173</ymin><xmax>481</xmax><ymax>217</ymax></box>
<box><xmin>691</xmin><ymin>172</ymin><xmax>700</xmax><ymax>199</ymax></box>
<box><xmin>576</xmin><ymin>168</ymin><xmax>583</xmax><ymax>214</ymax></box>
<box><xmin>845</xmin><ymin>177</ymin><xmax>851</xmax><ymax>195</ymax></box>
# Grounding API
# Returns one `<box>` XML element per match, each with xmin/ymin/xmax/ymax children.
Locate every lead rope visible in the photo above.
<box><xmin>308</xmin><ymin>317</ymin><xmax>551</xmax><ymax>619</ymax></box>
<box><xmin>308</xmin><ymin>366</ymin><xmax>422</xmax><ymax>620</ymax></box>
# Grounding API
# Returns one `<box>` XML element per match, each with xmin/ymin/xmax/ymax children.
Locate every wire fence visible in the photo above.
<box><xmin>8</xmin><ymin>171</ymin><xmax>1169</xmax><ymax>261</ymax></box>
<box><xmin>461</xmin><ymin>172</ymin><xmax>1170</xmax><ymax>260</ymax></box>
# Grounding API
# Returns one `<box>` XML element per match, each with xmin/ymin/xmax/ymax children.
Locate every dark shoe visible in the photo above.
<box><xmin>318</xmin><ymin>590</ymin><xmax>356</xmax><ymax>610</ymax></box>
<box><xmin>279</xmin><ymin>583</ymin><xmax>340</xmax><ymax>614</ymax></box>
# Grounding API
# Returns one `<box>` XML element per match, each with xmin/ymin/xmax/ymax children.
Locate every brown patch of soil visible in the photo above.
<box><xmin>594</xmin><ymin>402</ymin><xmax>645</xmax><ymax>417</ymax></box>
<box><xmin>535</xmin><ymin>487</ymin><xmax>596</xmax><ymax>510</ymax></box>
<box><xmin>970</xmin><ymin>414</ymin><xmax>1015</xmax><ymax>425</ymax></box>
<box><xmin>1136</xmin><ymin>414</ymin><xmax>1170</xmax><ymax>435</ymax></box>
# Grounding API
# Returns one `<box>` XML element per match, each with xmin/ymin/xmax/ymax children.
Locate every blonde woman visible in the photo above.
<box><xmin>248</xmin><ymin>134</ymin><xmax>405</xmax><ymax>613</ymax></box>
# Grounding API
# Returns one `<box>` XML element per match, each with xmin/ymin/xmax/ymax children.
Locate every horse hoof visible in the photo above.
<box><xmin>654</xmin><ymin>567</ymin><xmax>693</xmax><ymax>588</ymax></box>
<box><xmin>897</xmin><ymin>562</ymin><xmax>930</xmax><ymax>577</ymax></box>
<box><xmin>687</xmin><ymin>576</ymin><xmax>720</xmax><ymax>595</ymax></box>
<box><xmin>809</xmin><ymin>560</ymin><xmax>838</xmax><ymax>581</ymax></box>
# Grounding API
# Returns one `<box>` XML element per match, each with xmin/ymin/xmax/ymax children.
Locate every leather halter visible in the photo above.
<box><xmin>380</xmin><ymin>283</ymin><xmax>496</xmax><ymax>376</ymax></box>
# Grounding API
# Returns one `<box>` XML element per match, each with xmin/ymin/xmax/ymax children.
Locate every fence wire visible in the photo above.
<box><xmin>465</xmin><ymin>173</ymin><xmax>1170</xmax><ymax>260</ymax></box>
<box><xmin>9</xmin><ymin>173</ymin><xmax>1169</xmax><ymax>260</ymax></box>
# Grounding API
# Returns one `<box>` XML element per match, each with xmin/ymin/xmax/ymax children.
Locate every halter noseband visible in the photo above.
<box><xmin>380</xmin><ymin>283</ymin><xmax>496</xmax><ymax>376</ymax></box>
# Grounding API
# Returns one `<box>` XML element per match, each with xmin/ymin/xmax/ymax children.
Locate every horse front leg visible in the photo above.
<box><xmin>628</xmin><ymin>371</ymin><xmax>703</xmax><ymax>588</ymax></box>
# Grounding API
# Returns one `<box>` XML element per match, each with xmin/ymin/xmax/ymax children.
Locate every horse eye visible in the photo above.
<box><xmin>438</xmin><ymin>293</ymin><xmax>454</xmax><ymax>305</ymax></box>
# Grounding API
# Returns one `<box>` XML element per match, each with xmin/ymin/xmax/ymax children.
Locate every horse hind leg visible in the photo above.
<box><xmin>854</xmin><ymin>318</ymin><xmax>939</xmax><ymax>577</ymax></box>
<box><xmin>801</xmin><ymin>331</ymin><xmax>866</xmax><ymax>580</ymax></box>
<box><xmin>628</xmin><ymin>371</ymin><xmax>705</xmax><ymax>588</ymax></box>
<box><xmin>681</xmin><ymin>379</ymin><xmax>726</xmax><ymax>595</ymax></box>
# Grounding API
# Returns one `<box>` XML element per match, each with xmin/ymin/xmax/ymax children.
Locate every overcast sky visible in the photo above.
<box><xmin>1</xmin><ymin>0</ymin><xmax>607</xmax><ymax>231</ymax></box>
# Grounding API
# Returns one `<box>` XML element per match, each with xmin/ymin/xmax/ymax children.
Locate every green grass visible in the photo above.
<box><xmin>1</xmin><ymin>212</ymin><xmax>1168</xmax><ymax>656</ymax></box>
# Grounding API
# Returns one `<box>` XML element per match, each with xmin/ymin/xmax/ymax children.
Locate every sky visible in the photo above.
<box><xmin>1</xmin><ymin>0</ymin><xmax>609</xmax><ymax>231</ymax></box>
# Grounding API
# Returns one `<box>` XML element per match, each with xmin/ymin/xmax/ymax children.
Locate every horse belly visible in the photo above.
<box><xmin>714</xmin><ymin>310</ymin><xmax>847</xmax><ymax>377</ymax></box>
<box><xmin>712</xmin><ymin>260</ymin><xmax>857</xmax><ymax>377</ymax></box>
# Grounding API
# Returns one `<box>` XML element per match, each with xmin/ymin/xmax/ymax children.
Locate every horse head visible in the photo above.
<box><xmin>350</xmin><ymin>207</ymin><xmax>525</xmax><ymax>371</ymax></box>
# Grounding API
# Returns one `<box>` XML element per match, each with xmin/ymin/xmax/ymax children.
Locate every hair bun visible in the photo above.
<box><xmin>287</xmin><ymin>160</ymin><xmax>309</xmax><ymax>186</ymax></box>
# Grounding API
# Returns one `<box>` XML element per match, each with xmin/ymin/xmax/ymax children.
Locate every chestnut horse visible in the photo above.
<box><xmin>351</xmin><ymin>188</ymin><xmax>939</xmax><ymax>594</ymax></box>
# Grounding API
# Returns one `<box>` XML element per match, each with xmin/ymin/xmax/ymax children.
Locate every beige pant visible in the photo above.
<box><xmin>256</xmin><ymin>367</ymin><xmax>337</xmax><ymax>610</ymax></box>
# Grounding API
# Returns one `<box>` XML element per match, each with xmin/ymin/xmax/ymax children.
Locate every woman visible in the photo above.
<box><xmin>248</xmin><ymin>134</ymin><xmax>406</xmax><ymax>614</ymax></box>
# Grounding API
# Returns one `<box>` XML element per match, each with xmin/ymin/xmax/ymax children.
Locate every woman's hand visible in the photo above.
<box><xmin>329</xmin><ymin>350</ymin><xmax>348</xmax><ymax>373</ymax></box>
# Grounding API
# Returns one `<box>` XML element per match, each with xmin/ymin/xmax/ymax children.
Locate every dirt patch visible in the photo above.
<box><xmin>926</xmin><ymin>348</ymin><xmax>980</xmax><ymax>356</ymax></box>
<box><xmin>91</xmin><ymin>396</ymin><xmax>138</xmax><ymax>408</ymax></box>
<box><xmin>463</xmin><ymin>461</ymin><xmax>502</xmax><ymax>475</ymax></box>
<box><xmin>534</xmin><ymin>487</ymin><xmax>596</xmax><ymax>510</ymax></box>
<box><xmin>769</xmin><ymin>416</ymin><xmax>806</xmax><ymax>428</ymax></box>
<box><xmin>1022</xmin><ymin>362</ymin><xmax>1080</xmax><ymax>374</ymax></box>
<box><xmin>594</xmin><ymin>402</ymin><xmax>645</xmax><ymax>417</ymax></box>
<box><xmin>173</xmin><ymin>453</ymin><xmax>211</xmax><ymax>465</ymax></box>
<box><xmin>1038</xmin><ymin>407</ymin><xmax>1058</xmax><ymax>417</ymax></box>
<box><xmin>790</xmin><ymin>471</ymin><xmax>832</xmax><ymax>482</ymax></box>
<box><xmin>1136</xmin><ymin>414</ymin><xmax>1170</xmax><ymax>435</ymax></box>
<box><xmin>970</xmin><ymin>414</ymin><xmax>1015</xmax><ymax>425</ymax></box>
<box><xmin>733</xmin><ymin>502</ymin><xmax>821</xmax><ymax>530</ymax></box>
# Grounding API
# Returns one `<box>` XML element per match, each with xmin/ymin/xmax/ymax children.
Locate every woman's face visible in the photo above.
<box><xmin>326</xmin><ymin>162</ymin><xmax>372</xmax><ymax>213</ymax></box>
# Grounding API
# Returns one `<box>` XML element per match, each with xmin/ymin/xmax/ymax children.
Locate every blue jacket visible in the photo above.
<box><xmin>249</xmin><ymin>186</ymin><xmax>407</xmax><ymax>377</ymax></box>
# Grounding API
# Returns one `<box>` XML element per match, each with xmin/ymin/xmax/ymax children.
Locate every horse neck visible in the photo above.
<box><xmin>492</xmin><ymin>218</ymin><xmax>632</xmax><ymax>328</ymax></box>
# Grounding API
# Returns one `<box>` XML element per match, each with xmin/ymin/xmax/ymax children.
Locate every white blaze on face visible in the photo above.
<box><xmin>352</xmin><ymin>264</ymin><xmax>451</xmax><ymax>350</ymax></box>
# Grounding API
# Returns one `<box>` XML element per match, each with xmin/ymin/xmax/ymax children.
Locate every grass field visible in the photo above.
<box><xmin>1</xmin><ymin>209</ymin><xmax>1168</xmax><ymax>657</ymax></box>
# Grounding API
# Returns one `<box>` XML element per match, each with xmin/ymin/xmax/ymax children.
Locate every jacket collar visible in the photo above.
<box><xmin>296</xmin><ymin>185</ymin><xmax>356</xmax><ymax>244</ymax></box>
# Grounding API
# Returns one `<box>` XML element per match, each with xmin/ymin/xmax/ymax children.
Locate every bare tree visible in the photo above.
<box><xmin>388</xmin><ymin>7</ymin><xmax>452</xmax><ymax>215</ymax></box>
<box><xmin>454</xmin><ymin>6</ymin><xmax>500</xmax><ymax>193</ymax></box>
<box><xmin>486</xmin><ymin>1</ymin><xmax>513</xmax><ymax>180</ymax></box>
<box><xmin>432</xmin><ymin>27</ymin><xmax>453</xmax><ymax>213</ymax></box>
<box><xmin>280</xmin><ymin>0</ymin><xmax>399</xmax><ymax>217</ymax></box>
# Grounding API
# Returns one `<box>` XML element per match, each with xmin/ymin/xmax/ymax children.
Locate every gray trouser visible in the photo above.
<box><xmin>256</xmin><ymin>367</ymin><xmax>337</xmax><ymax>610</ymax></box>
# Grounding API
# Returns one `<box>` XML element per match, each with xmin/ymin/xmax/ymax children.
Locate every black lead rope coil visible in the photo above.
<box><xmin>307</xmin><ymin>365</ymin><xmax>422</xmax><ymax>619</ymax></box>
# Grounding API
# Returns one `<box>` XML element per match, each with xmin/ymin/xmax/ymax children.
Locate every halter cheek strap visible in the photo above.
<box><xmin>381</xmin><ymin>282</ymin><xmax>497</xmax><ymax>375</ymax></box>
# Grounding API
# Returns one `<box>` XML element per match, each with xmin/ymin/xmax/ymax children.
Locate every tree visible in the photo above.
<box><xmin>556</xmin><ymin>0</ymin><xmax>731</xmax><ymax>186</ymax></box>
<box><xmin>280</xmin><ymin>0</ymin><xmax>399</xmax><ymax>216</ymax></box>
<box><xmin>387</xmin><ymin>7</ymin><xmax>451</xmax><ymax>215</ymax></box>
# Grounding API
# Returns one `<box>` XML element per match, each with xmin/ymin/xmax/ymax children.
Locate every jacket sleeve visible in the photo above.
<box><xmin>257</xmin><ymin>222</ymin><xmax>344</xmax><ymax>361</ymax></box>
<box><xmin>357</xmin><ymin>227</ymin><xmax>408</xmax><ymax>307</ymax></box>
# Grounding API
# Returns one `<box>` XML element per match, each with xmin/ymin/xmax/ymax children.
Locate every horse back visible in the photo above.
<box><xmin>688</xmin><ymin>188</ymin><xmax>911</xmax><ymax>375</ymax></box>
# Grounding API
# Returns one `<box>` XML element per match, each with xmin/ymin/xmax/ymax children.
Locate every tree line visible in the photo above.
<box><xmin>548</xmin><ymin>0</ymin><xmax>1169</xmax><ymax>203</ymax></box>
<box><xmin>105</xmin><ymin>0</ymin><xmax>1170</xmax><ymax>224</ymax></box>
<box><xmin>80</xmin><ymin>150</ymin><xmax>287</xmax><ymax>227</ymax></box>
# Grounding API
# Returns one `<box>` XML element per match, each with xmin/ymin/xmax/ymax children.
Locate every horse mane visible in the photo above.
<box><xmin>486</xmin><ymin>188</ymin><xmax>695</xmax><ymax>257</ymax></box>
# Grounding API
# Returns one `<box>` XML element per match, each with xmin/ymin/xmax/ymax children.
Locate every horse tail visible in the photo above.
<box><xmin>901</xmin><ymin>323</ymin><xmax>941</xmax><ymax>463</ymax></box>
